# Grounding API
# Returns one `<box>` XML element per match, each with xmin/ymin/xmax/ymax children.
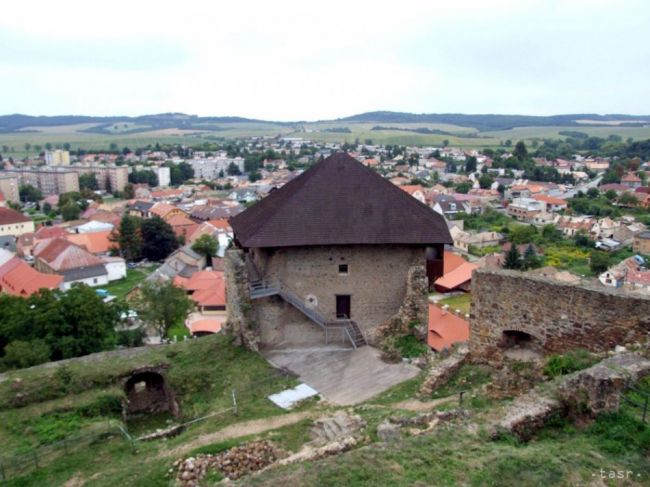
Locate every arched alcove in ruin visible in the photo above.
<box><xmin>498</xmin><ymin>330</ymin><xmax>542</xmax><ymax>361</ymax></box>
<box><xmin>123</xmin><ymin>369</ymin><xmax>179</xmax><ymax>418</ymax></box>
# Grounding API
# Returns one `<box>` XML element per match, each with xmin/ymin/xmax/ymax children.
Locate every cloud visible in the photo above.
<box><xmin>0</xmin><ymin>0</ymin><xmax>649</xmax><ymax>118</ymax></box>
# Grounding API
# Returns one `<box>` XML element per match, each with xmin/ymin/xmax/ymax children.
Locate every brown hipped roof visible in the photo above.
<box><xmin>230</xmin><ymin>153</ymin><xmax>452</xmax><ymax>248</ymax></box>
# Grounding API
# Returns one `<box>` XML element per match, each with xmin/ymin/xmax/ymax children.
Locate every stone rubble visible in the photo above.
<box><xmin>377</xmin><ymin>409</ymin><xmax>467</xmax><ymax>442</ymax></box>
<box><xmin>309</xmin><ymin>411</ymin><xmax>366</xmax><ymax>446</ymax></box>
<box><xmin>418</xmin><ymin>344</ymin><xmax>468</xmax><ymax>397</ymax></box>
<box><xmin>491</xmin><ymin>352</ymin><xmax>650</xmax><ymax>440</ymax></box>
<box><xmin>173</xmin><ymin>440</ymin><xmax>278</xmax><ymax>486</ymax></box>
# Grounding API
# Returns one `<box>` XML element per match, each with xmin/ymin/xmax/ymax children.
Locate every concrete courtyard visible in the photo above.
<box><xmin>262</xmin><ymin>346</ymin><xmax>420</xmax><ymax>405</ymax></box>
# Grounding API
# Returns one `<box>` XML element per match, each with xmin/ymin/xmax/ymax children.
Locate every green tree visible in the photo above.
<box><xmin>586</xmin><ymin>187</ymin><xmax>599</xmax><ymax>199</ymax></box>
<box><xmin>227</xmin><ymin>162</ymin><xmax>242</xmax><ymax>176</ymax></box>
<box><xmin>19</xmin><ymin>184</ymin><xmax>42</xmax><ymax>202</ymax></box>
<box><xmin>464</xmin><ymin>156</ymin><xmax>477</xmax><ymax>173</ymax></box>
<box><xmin>513</xmin><ymin>141</ymin><xmax>528</xmax><ymax>161</ymax></box>
<box><xmin>478</xmin><ymin>173</ymin><xmax>494</xmax><ymax>189</ymax></box>
<box><xmin>509</xmin><ymin>225</ymin><xmax>538</xmax><ymax>245</ymax></box>
<box><xmin>24</xmin><ymin>142</ymin><xmax>31</xmax><ymax>152</ymax></box>
<box><xmin>79</xmin><ymin>173</ymin><xmax>99</xmax><ymax>191</ymax></box>
<box><xmin>112</xmin><ymin>214</ymin><xmax>142</xmax><ymax>261</ymax></box>
<box><xmin>504</xmin><ymin>244</ymin><xmax>522</xmax><ymax>270</ymax></box>
<box><xmin>123</xmin><ymin>183</ymin><xmax>135</xmax><ymax>199</ymax></box>
<box><xmin>191</xmin><ymin>234</ymin><xmax>218</xmax><ymax>266</ymax></box>
<box><xmin>589</xmin><ymin>250</ymin><xmax>610</xmax><ymax>275</ymax></box>
<box><xmin>455</xmin><ymin>182</ymin><xmax>472</xmax><ymax>194</ymax></box>
<box><xmin>60</xmin><ymin>202</ymin><xmax>81</xmax><ymax>221</ymax></box>
<box><xmin>618</xmin><ymin>192</ymin><xmax>639</xmax><ymax>207</ymax></box>
<box><xmin>133</xmin><ymin>281</ymin><xmax>194</xmax><ymax>339</ymax></box>
<box><xmin>140</xmin><ymin>216</ymin><xmax>179</xmax><ymax>261</ymax></box>
<box><xmin>522</xmin><ymin>245</ymin><xmax>541</xmax><ymax>270</ymax></box>
<box><xmin>1</xmin><ymin>339</ymin><xmax>50</xmax><ymax>369</ymax></box>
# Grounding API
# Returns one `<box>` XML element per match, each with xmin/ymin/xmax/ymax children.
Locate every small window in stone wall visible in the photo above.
<box><xmin>339</xmin><ymin>264</ymin><xmax>349</xmax><ymax>275</ymax></box>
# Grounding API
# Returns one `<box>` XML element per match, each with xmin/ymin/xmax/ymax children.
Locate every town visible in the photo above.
<box><xmin>0</xmin><ymin>127</ymin><xmax>649</xmax><ymax>484</ymax></box>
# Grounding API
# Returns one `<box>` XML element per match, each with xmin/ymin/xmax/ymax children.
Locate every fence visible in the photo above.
<box><xmin>0</xmin><ymin>369</ymin><xmax>295</xmax><ymax>482</ymax></box>
<box><xmin>0</xmin><ymin>420</ymin><xmax>130</xmax><ymax>482</ymax></box>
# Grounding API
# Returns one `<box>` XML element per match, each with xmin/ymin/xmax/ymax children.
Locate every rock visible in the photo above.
<box><xmin>615</xmin><ymin>345</ymin><xmax>627</xmax><ymax>354</ymax></box>
<box><xmin>558</xmin><ymin>352</ymin><xmax>650</xmax><ymax>416</ymax></box>
<box><xmin>377</xmin><ymin>420</ymin><xmax>402</xmax><ymax>442</ymax></box>
<box><xmin>310</xmin><ymin>411</ymin><xmax>366</xmax><ymax>445</ymax></box>
<box><xmin>418</xmin><ymin>344</ymin><xmax>468</xmax><ymax>397</ymax></box>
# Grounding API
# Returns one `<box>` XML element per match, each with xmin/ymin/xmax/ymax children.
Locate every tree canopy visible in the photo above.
<box><xmin>140</xmin><ymin>216</ymin><xmax>179</xmax><ymax>261</ymax></box>
<box><xmin>132</xmin><ymin>281</ymin><xmax>194</xmax><ymax>339</ymax></box>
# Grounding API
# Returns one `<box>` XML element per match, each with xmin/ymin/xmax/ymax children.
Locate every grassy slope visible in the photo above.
<box><xmin>2</xmin><ymin>339</ymin><xmax>649</xmax><ymax>486</ymax></box>
<box><xmin>0</xmin><ymin>335</ymin><xmax>298</xmax><ymax>452</ymax></box>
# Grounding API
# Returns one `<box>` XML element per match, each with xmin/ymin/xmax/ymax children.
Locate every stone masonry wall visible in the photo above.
<box><xmin>224</xmin><ymin>249</ymin><xmax>260</xmax><ymax>351</ymax></box>
<box><xmin>251</xmin><ymin>244</ymin><xmax>427</xmax><ymax>345</ymax></box>
<box><xmin>470</xmin><ymin>268</ymin><xmax>650</xmax><ymax>364</ymax></box>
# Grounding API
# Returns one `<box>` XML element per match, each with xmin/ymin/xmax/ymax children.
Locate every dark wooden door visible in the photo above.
<box><xmin>336</xmin><ymin>295</ymin><xmax>351</xmax><ymax>319</ymax></box>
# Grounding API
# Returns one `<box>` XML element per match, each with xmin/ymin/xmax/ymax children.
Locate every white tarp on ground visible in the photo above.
<box><xmin>268</xmin><ymin>383</ymin><xmax>319</xmax><ymax>409</ymax></box>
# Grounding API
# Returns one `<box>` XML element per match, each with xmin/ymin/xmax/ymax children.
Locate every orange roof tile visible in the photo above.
<box><xmin>0</xmin><ymin>257</ymin><xmax>63</xmax><ymax>296</ymax></box>
<box><xmin>188</xmin><ymin>317</ymin><xmax>224</xmax><ymax>334</ymax></box>
<box><xmin>434</xmin><ymin>261</ymin><xmax>478</xmax><ymax>291</ymax></box>
<box><xmin>33</xmin><ymin>238</ymin><xmax>103</xmax><ymax>271</ymax></box>
<box><xmin>533</xmin><ymin>194</ymin><xmax>568</xmax><ymax>206</ymax></box>
<box><xmin>65</xmin><ymin>230</ymin><xmax>113</xmax><ymax>254</ymax></box>
<box><xmin>427</xmin><ymin>303</ymin><xmax>469</xmax><ymax>351</ymax></box>
<box><xmin>443</xmin><ymin>251</ymin><xmax>467</xmax><ymax>274</ymax></box>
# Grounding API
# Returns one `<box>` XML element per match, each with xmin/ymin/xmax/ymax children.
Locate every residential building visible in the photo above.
<box><xmin>33</xmin><ymin>237</ymin><xmax>111</xmax><ymax>290</ymax></box>
<box><xmin>1</xmin><ymin>168</ymin><xmax>79</xmax><ymax>196</ymax></box>
<box><xmin>532</xmin><ymin>194</ymin><xmax>568</xmax><ymax>212</ymax></box>
<box><xmin>507</xmin><ymin>197</ymin><xmax>545</xmax><ymax>221</ymax></box>
<box><xmin>633</xmin><ymin>232</ymin><xmax>650</xmax><ymax>254</ymax></box>
<box><xmin>69</xmin><ymin>165</ymin><xmax>128</xmax><ymax>193</ymax></box>
<box><xmin>621</xmin><ymin>172</ymin><xmax>642</xmax><ymax>189</ymax></box>
<box><xmin>230</xmin><ymin>152</ymin><xmax>451</xmax><ymax>348</ymax></box>
<box><xmin>0</xmin><ymin>175</ymin><xmax>20</xmax><ymax>204</ymax></box>
<box><xmin>0</xmin><ymin>207</ymin><xmax>35</xmax><ymax>237</ymax></box>
<box><xmin>154</xmin><ymin>166</ymin><xmax>171</xmax><ymax>187</ymax></box>
<box><xmin>432</xmin><ymin>194</ymin><xmax>470</xmax><ymax>219</ymax></box>
<box><xmin>0</xmin><ymin>256</ymin><xmax>63</xmax><ymax>296</ymax></box>
<box><xmin>44</xmin><ymin>150</ymin><xmax>71</xmax><ymax>166</ymax></box>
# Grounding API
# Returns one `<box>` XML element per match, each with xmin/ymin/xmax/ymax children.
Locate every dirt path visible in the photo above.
<box><xmin>390</xmin><ymin>396</ymin><xmax>456</xmax><ymax>411</ymax></box>
<box><xmin>163</xmin><ymin>411</ymin><xmax>319</xmax><ymax>458</ymax></box>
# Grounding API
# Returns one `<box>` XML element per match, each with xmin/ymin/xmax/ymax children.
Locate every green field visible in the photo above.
<box><xmin>3</xmin><ymin>119</ymin><xmax>650</xmax><ymax>154</ymax></box>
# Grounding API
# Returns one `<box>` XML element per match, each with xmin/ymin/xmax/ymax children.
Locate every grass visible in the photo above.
<box><xmin>243</xmin><ymin>406</ymin><xmax>650</xmax><ymax>487</ymax></box>
<box><xmin>437</xmin><ymin>293</ymin><xmax>472</xmax><ymax>315</ymax></box>
<box><xmin>102</xmin><ymin>267</ymin><xmax>155</xmax><ymax>301</ymax></box>
<box><xmin>4</xmin><ymin>121</ymin><xmax>650</xmax><ymax>155</ymax></box>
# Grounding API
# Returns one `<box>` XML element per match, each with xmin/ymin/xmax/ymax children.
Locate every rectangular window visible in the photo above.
<box><xmin>338</xmin><ymin>264</ymin><xmax>348</xmax><ymax>275</ymax></box>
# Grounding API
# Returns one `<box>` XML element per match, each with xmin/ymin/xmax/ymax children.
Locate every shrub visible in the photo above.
<box><xmin>543</xmin><ymin>349</ymin><xmax>597</xmax><ymax>378</ymax></box>
<box><xmin>394</xmin><ymin>335</ymin><xmax>428</xmax><ymax>358</ymax></box>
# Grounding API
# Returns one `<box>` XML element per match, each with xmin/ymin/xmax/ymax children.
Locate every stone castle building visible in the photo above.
<box><xmin>226</xmin><ymin>152</ymin><xmax>451</xmax><ymax>350</ymax></box>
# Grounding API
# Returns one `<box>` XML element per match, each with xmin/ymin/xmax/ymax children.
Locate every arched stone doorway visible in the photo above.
<box><xmin>124</xmin><ymin>369</ymin><xmax>179</xmax><ymax>418</ymax></box>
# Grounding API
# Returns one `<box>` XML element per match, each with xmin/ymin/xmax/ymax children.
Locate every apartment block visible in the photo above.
<box><xmin>0</xmin><ymin>175</ymin><xmax>20</xmax><ymax>203</ymax></box>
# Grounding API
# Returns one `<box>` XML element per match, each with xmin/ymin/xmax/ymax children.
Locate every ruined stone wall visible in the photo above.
<box><xmin>252</xmin><ymin>245</ymin><xmax>427</xmax><ymax>344</ymax></box>
<box><xmin>224</xmin><ymin>249</ymin><xmax>259</xmax><ymax>351</ymax></box>
<box><xmin>470</xmin><ymin>268</ymin><xmax>650</xmax><ymax>364</ymax></box>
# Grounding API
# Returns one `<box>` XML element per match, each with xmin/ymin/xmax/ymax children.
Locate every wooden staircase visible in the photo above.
<box><xmin>249</xmin><ymin>278</ymin><xmax>367</xmax><ymax>349</ymax></box>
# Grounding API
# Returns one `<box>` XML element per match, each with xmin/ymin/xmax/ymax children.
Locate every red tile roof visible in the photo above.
<box><xmin>33</xmin><ymin>238</ymin><xmax>103</xmax><ymax>271</ymax></box>
<box><xmin>173</xmin><ymin>270</ymin><xmax>226</xmax><ymax>307</ymax></box>
<box><xmin>0</xmin><ymin>207</ymin><xmax>30</xmax><ymax>225</ymax></box>
<box><xmin>65</xmin><ymin>231</ymin><xmax>113</xmax><ymax>254</ymax></box>
<box><xmin>434</xmin><ymin>261</ymin><xmax>478</xmax><ymax>291</ymax></box>
<box><xmin>0</xmin><ymin>257</ymin><xmax>63</xmax><ymax>296</ymax></box>
<box><xmin>427</xmin><ymin>304</ymin><xmax>469</xmax><ymax>351</ymax></box>
<box><xmin>443</xmin><ymin>251</ymin><xmax>467</xmax><ymax>274</ymax></box>
<box><xmin>533</xmin><ymin>194</ymin><xmax>568</xmax><ymax>206</ymax></box>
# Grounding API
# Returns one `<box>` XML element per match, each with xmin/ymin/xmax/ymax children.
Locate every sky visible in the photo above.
<box><xmin>1</xmin><ymin>0</ymin><xmax>649</xmax><ymax>120</ymax></box>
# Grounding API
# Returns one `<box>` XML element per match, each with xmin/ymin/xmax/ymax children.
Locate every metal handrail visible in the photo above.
<box><xmin>248</xmin><ymin>278</ymin><xmax>364</xmax><ymax>348</ymax></box>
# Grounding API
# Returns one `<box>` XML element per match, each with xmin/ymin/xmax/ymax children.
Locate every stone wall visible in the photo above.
<box><xmin>470</xmin><ymin>268</ymin><xmax>650</xmax><ymax>364</ymax></box>
<box><xmin>250</xmin><ymin>244</ymin><xmax>427</xmax><ymax>344</ymax></box>
<box><xmin>224</xmin><ymin>249</ymin><xmax>260</xmax><ymax>351</ymax></box>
